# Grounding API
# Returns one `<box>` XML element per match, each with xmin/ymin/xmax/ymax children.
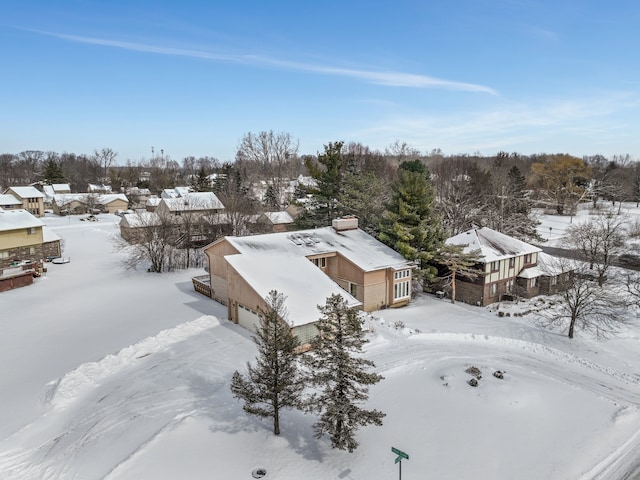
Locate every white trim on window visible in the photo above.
<box><xmin>394</xmin><ymin>280</ymin><xmax>410</xmax><ymax>300</ymax></box>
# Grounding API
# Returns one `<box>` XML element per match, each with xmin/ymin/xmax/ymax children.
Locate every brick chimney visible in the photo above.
<box><xmin>332</xmin><ymin>216</ymin><xmax>358</xmax><ymax>231</ymax></box>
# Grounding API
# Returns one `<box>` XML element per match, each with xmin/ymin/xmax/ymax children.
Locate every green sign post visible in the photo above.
<box><xmin>391</xmin><ymin>447</ymin><xmax>409</xmax><ymax>479</ymax></box>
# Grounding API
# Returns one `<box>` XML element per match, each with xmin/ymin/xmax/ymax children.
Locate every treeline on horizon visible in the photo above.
<box><xmin>1</xmin><ymin>138</ymin><xmax>637</xmax><ymax>198</ymax></box>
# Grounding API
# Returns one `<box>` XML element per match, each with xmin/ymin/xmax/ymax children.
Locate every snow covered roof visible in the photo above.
<box><xmin>98</xmin><ymin>193</ymin><xmax>128</xmax><ymax>205</ymax></box>
<box><xmin>145</xmin><ymin>197</ymin><xmax>161</xmax><ymax>207</ymax></box>
<box><xmin>161</xmin><ymin>192</ymin><xmax>224</xmax><ymax>212</ymax></box>
<box><xmin>223</xmin><ymin>226</ymin><xmax>411</xmax><ymax>272</ymax></box>
<box><xmin>53</xmin><ymin>193</ymin><xmax>128</xmax><ymax>206</ymax></box>
<box><xmin>42</xmin><ymin>227</ymin><xmax>61</xmax><ymax>243</ymax></box>
<box><xmin>5</xmin><ymin>186</ymin><xmax>44</xmax><ymax>199</ymax></box>
<box><xmin>52</xmin><ymin>184</ymin><xmax>71</xmax><ymax>192</ymax></box>
<box><xmin>225</xmin><ymin>254</ymin><xmax>361</xmax><ymax>327</ymax></box>
<box><xmin>120</xmin><ymin>212</ymin><xmax>161</xmax><ymax>228</ymax></box>
<box><xmin>0</xmin><ymin>209</ymin><xmax>44</xmax><ymax>231</ymax></box>
<box><xmin>446</xmin><ymin>227</ymin><xmax>541</xmax><ymax>263</ymax></box>
<box><xmin>160</xmin><ymin>187</ymin><xmax>194</xmax><ymax>199</ymax></box>
<box><xmin>53</xmin><ymin>194</ymin><xmax>86</xmax><ymax>206</ymax></box>
<box><xmin>263</xmin><ymin>211</ymin><xmax>294</xmax><ymax>224</ymax></box>
<box><xmin>0</xmin><ymin>194</ymin><xmax>21</xmax><ymax>206</ymax></box>
<box><xmin>518</xmin><ymin>252</ymin><xmax>573</xmax><ymax>279</ymax></box>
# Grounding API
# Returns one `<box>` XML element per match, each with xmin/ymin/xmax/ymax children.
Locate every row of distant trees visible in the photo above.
<box><xmin>3</xmin><ymin>135</ymin><xmax>638</xmax><ymax>215</ymax></box>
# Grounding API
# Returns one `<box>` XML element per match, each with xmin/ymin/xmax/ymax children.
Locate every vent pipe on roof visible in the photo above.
<box><xmin>332</xmin><ymin>216</ymin><xmax>358</xmax><ymax>231</ymax></box>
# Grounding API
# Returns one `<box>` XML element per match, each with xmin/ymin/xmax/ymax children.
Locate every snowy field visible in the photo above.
<box><xmin>1</xmin><ymin>206</ymin><xmax>640</xmax><ymax>479</ymax></box>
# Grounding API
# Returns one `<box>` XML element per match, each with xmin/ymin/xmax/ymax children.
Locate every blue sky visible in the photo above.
<box><xmin>2</xmin><ymin>1</ymin><xmax>640</xmax><ymax>163</ymax></box>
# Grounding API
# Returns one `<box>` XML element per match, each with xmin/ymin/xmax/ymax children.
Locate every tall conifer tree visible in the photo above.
<box><xmin>303</xmin><ymin>294</ymin><xmax>385</xmax><ymax>452</ymax></box>
<box><xmin>379</xmin><ymin>159</ymin><xmax>442</xmax><ymax>285</ymax></box>
<box><xmin>230</xmin><ymin>291</ymin><xmax>304</xmax><ymax>435</ymax></box>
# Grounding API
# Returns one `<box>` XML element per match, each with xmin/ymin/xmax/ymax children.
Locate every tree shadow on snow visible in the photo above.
<box><xmin>183</xmin><ymin>370</ymin><xmax>325</xmax><ymax>463</ymax></box>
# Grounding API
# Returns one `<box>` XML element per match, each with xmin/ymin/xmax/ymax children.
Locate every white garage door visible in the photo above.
<box><xmin>237</xmin><ymin>304</ymin><xmax>262</xmax><ymax>333</ymax></box>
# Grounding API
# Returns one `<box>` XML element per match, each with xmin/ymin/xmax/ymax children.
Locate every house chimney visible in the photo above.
<box><xmin>332</xmin><ymin>216</ymin><xmax>358</xmax><ymax>231</ymax></box>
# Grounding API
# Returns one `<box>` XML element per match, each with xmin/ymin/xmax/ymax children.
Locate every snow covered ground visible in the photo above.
<box><xmin>1</xmin><ymin>206</ymin><xmax>640</xmax><ymax>479</ymax></box>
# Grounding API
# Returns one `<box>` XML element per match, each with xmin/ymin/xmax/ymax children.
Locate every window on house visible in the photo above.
<box><xmin>26</xmin><ymin>227</ymin><xmax>36</xmax><ymax>235</ymax></box>
<box><xmin>350</xmin><ymin>283</ymin><xmax>357</xmax><ymax>297</ymax></box>
<box><xmin>509</xmin><ymin>257</ymin><xmax>515</xmax><ymax>268</ymax></box>
<box><xmin>524</xmin><ymin>254</ymin><xmax>532</xmax><ymax>264</ymax></box>
<box><xmin>506</xmin><ymin>279</ymin><xmax>514</xmax><ymax>291</ymax></box>
<box><xmin>551</xmin><ymin>276</ymin><xmax>557</xmax><ymax>286</ymax></box>
<box><xmin>530</xmin><ymin>277</ymin><xmax>538</xmax><ymax>287</ymax></box>
<box><xmin>491</xmin><ymin>261</ymin><xmax>500</xmax><ymax>272</ymax></box>
<box><xmin>394</xmin><ymin>280</ymin><xmax>410</xmax><ymax>300</ymax></box>
<box><xmin>490</xmin><ymin>283</ymin><xmax>498</xmax><ymax>296</ymax></box>
<box><xmin>29</xmin><ymin>247</ymin><xmax>35</xmax><ymax>254</ymax></box>
<box><xmin>312</xmin><ymin>257</ymin><xmax>326</xmax><ymax>268</ymax></box>
<box><xmin>0</xmin><ymin>251</ymin><xmax>9</xmax><ymax>259</ymax></box>
<box><xmin>394</xmin><ymin>269</ymin><xmax>410</xmax><ymax>280</ymax></box>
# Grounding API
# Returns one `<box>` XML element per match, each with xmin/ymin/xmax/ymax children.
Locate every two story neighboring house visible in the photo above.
<box><xmin>0</xmin><ymin>194</ymin><xmax>22</xmax><ymax>211</ymax></box>
<box><xmin>445</xmin><ymin>227</ymin><xmax>545</xmax><ymax>306</ymax></box>
<box><xmin>197</xmin><ymin>217</ymin><xmax>414</xmax><ymax>342</ymax></box>
<box><xmin>155</xmin><ymin>192</ymin><xmax>225</xmax><ymax>217</ymax></box>
<box><xmin>0</xmin><ymin>208</ymin><xmax>61</xmax><ymax>270</ymax></box>
<box><xmin>3</xmin><ymin>186</ymin><xmax>45</xmax><ymax>217</ymax></box>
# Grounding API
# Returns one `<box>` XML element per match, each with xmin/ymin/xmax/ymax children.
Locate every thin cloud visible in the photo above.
<box><xmin>35</xmin><ymin>30</ymin><xmax>497</xmax><ymax>95</ymax></box>
<box><xmin>353</xmin><ymin>92</ymin><xmax>637</xmax><ymax>154</ymax></box>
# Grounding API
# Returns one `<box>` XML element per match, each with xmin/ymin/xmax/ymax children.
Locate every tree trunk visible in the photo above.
<box><xmin>568</xmin><ymin>315</ymin><xmax>576</xmax><ymax>339</ymax></box>
<box><xmin>274</xmin><ymin>404</ymin><xmax>280</xmax><ymax>435</ymax></box>
<box><xmin>450</xmin><ymin>269</ymin><xmax>457</xmax><ymax>304</ymax></box>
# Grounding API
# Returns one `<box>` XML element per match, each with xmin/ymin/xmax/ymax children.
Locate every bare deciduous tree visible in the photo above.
<box><xmin>565</xmin><ymin>210</ymin><xmax>627</xmax><ymax>286</ymax></box>
<box><xmin>92</xmin><ymin>148</ymin><xmax>118</xmax><ymax>181</ymax></box>
<box><xmin>236</xmin><ymin>130</ymin><xmax>299</xmax><ymax>205</ymax></box>
<box><xmin>114</xmin><ymin>211</ymin><xmax>204</xmax><ymax>273</ymax></box>
<box><xmin>542</xmin><ymin>261</ymin><xmax>626</xmax><ymax>339</ymax></box>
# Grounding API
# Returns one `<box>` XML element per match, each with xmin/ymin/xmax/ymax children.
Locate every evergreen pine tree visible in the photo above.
<box><xmin>434</xmin><ymin>243</ymin><xmax>482</xmax><ymax>304</ymax></box>
<box><xmin>264</xmin><ymin>184</ymin><xmax>280</xmax><ymax>210</ymax></box>
<box><xmin>230</xmin><ymin>291</ymin><xmax>305</xmax><ymax>435</ymax></box>
<box><xmin>303</xmin><ymin>294</ymin><xmax>385</xmax><ymax>452</ymax></box>
<box><xmin>43</xmin><ymin>159</ymin><xmax>66</xmax><ymax>184</ymax></box>
<box><xmin>337</xmin><ymin>171</ymin><xmax>387</xmax><ymax>237</ymax></box>
<box><xmin>296</xmin><ymin>141</ymin><xmax>345</xmax><ymax>228</ymax></box>
<box><xmin>192</xmin><ymin>166</ymin><xmax>211</xmax><ymax>192</ymax></box>
<box><xmin>379</xmin><ymin>159</ymin><xmax>443</xmax><ymax>285</ymax></box>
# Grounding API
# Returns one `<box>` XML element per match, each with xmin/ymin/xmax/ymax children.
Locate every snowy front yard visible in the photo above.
<box><xmin>1</xmin><ymin>210</ymin><xmax>640</xmax><ymax>479</ymax></box>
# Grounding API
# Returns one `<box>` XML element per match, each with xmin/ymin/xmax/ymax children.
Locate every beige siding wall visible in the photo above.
<box><xmin>205</xmin><ymin>240</ymin><xmax>240</xmax><ymax>278</ymax></box>
<box><xmin>103</xmin><ymin>199</ymin><xmax>128</xmax><ymax>214</ymax></box>
<box><xmin>362</xmin><ymin>270</ymin><xmax>388</xmax><ymax>311</ymax></box>
<box><xmin>0</xmin><ymin>227</ymin><xmax>43</xmax><ymax>250</ymax></box>
<box><xmin>226</xmin><ymin>265</ymin><xmax>267</xmax><ymax>325</ymax></box>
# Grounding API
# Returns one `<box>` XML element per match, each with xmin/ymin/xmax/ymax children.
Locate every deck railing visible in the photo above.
<box><xmin>192</xmin><ymin>275</ymin><xmax>211</xmax><ymax>297</ymax></box>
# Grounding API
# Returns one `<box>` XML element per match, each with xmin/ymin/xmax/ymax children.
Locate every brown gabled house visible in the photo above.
<box><xmin>445</xmin><ymin>227</ymin><xmax>570</xmax><ymax>306</ymax></box>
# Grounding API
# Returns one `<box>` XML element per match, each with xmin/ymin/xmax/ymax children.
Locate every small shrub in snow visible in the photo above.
<box><xmin>393</xmin><ymin>320</ymin><xmax>405</xmax><ymax>330</ymax></box>
<box><xmin>493</xmin><ymin>370</ymin><xmax>505</xmax><ymax>379</ymax></box>
<box><xmin>468</xmin><ymin>378</ymin><xmax>479</xmax><ymax>387</ymax></box>
<box><xmin>465</xmin><ymin>366</ymin><xmax>482</xmax><ymax>379</ymax></box>
<box><xmin>498</xmin><ymin>311</ymin><xmax>505</xmax><ymax>317</ymax></box>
